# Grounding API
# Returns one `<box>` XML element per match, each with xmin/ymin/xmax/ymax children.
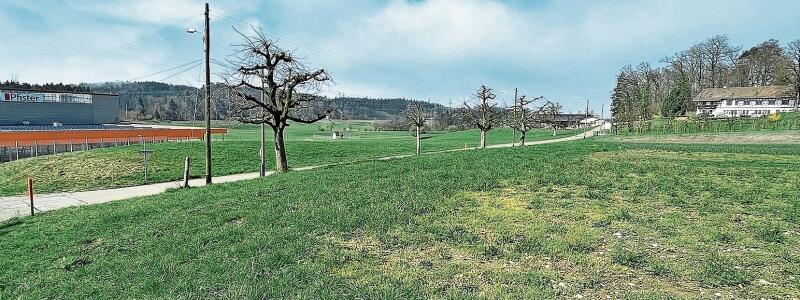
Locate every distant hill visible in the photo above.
<box><xmin>1</xmin><ymin>81</ymin><xmax>446</xmax><ymax>121</ymax></box>
<box><xmin>86</xmin><ymin>81</ymin><xmax>445</xmax><ymax>121</ymax></box>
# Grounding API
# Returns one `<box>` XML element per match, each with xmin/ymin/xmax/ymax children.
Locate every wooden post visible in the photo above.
<box><xmin>15</xmin><ymin>141</ymin><xmax>19</xmax><ymax>161</ymax></box>
<box><xmin>183</xmin><ymin>157</ymin><xmax>191</xmax><ymax>188</ymax></box>
<box><xmin>28</xmin><ymin>178</ymin><xmax>34</xmax><ymax>216</ymax></box>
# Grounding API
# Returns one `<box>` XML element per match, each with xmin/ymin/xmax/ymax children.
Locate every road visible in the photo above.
<box><xmin>0</xmin><ymin>127</ymin><xmax>601</xmax><ymax>222</ymax></box>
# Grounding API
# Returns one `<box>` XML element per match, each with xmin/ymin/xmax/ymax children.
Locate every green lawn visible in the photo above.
<box><xmin>0</xmin><ymin>122</ymin><xmax>582</xmax><ymax>196</ymax></box>
<box><xmin>1</xmin><ymin>141</ymin><xmax>798</xmax><ymax>298</ymax></box>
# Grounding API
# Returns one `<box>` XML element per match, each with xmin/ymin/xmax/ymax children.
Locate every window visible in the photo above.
<box><xmin>782</xmin><ymin>100</ymin><xmax>790</xmax><ymax>105</ymax></box>
<box><xmin>726</xmin><ymin>100</ymin><xmax>733</xmax><ymax>106</ymax></box>
<box><xmin>756</xmin><ymin>100</ymin><xmax>763</xmax><ymax>105</ymax></box>
<box><xmin>769</xmin><ymin>100</ymin><xmax>776</xmax><ymax>105</ymax></box>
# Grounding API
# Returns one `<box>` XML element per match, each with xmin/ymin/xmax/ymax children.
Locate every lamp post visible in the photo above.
<box><xmin>186</xmin><ymin>3</ymin><xmax>212</xmax><ymax>185</ymax></box>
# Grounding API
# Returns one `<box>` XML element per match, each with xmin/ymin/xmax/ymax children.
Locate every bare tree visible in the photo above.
<box><xmin>505</xmin><ymin>88</ymin><xmax>545</xmax><ymax>146</ymax></box>
<box><xmin>459</xmin><ymin>85</ymin><xmax>497</xmax><ymax>148</ymax></box>
<box><xmin>404</xmin><ymin>102</ymin><xmax>429</xmax><ymax>155</ymax></box>
<box><xmin>736</xmin><ymin>39</ymin><xmax>790</xmax><ymax>86</ymax></box>
<box><xmin>787</xmin><ymin>40</ymin><xmax>800</xmax><ymax>110</ymax></box>
<box><xmin>541</xmin><ymin>102</ymin><xmax>563</xmax><ymax>136</ymax></box>
<box><xmin>226</xmin><ymin>28</ymin><xmax>331</xmax><ymax>173</ymax></box>
<box><xmin>700</xmin><ymin>35</ymin><xmax>740</xmax><ymax>88</ymax></box>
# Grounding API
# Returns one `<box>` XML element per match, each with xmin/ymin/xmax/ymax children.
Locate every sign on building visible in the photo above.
<box><xmin>0</xmin><ymin>90</ymin><xmax>92</xmax><ymax>104</ymax></box>
<box><xmin>2</xmin><ymin>91</ymin><xmax>46</xmax><ymax>102</ymax></box>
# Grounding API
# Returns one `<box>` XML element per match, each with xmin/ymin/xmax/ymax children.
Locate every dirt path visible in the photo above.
<box><xmin>0</xmin><ymin>127</ymin><xmax>601</xmax><ymax>222</ymax></box>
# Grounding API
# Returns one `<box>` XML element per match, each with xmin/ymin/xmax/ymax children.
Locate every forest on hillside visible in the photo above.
<box><xmin>611</xmin><ymin>35</ymin><xmax>800</xmax><ymax>122</ymax></box>
<box><xmin>0</xmin><ymin>81</ymin><xmax>445</xmax><ymax>121</ymax></box>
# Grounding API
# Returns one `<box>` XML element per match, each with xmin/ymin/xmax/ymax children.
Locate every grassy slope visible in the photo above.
<box><xmin>0</xmin><ymin>124</ymin><xmax>580</xmax><ymax>196</ymax></box>
<box><xmin>617</xmin><ymin>112</ymin><xmax>800</xmax><ymax>135</ymax></box>
<box><xmin>1</xmin><ymin>141</ymin><xmax>798</xmax><ymax>299</ymax></box>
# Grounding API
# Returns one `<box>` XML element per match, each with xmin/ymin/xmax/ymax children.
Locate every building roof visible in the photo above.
<box><xmin>0</xmin><ymin>87</ymin><xmax>119</xmax><ymax>96</ymax></box>
<box><xmin>0</xmin><ymin>124</ymin><xmax>150</xmax><ymax>132</ymax></box>
<box><xmin>692</xmin><ymin>86</ymin><xmax>795</xmax><ymax>102</ymax></box>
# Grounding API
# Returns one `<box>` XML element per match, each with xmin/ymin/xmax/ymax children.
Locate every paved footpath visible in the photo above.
<box><xmin>0</xmin><ymin>127</ymin><xmax>601</xmax><ymax>222</ymax></box>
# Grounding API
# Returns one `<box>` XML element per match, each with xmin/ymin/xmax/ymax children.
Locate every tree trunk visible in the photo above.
<box><xmin>519</xmin><ymin>131</ymin><xmax>526</xmax><ymax>146</ymax></box>
<box><xmin>479</xmin><ymin>130</ymin><xmax>486</xmax><ymax>148</ymax></box>
<box><xmin>552</xmin><ymin>127</ymin><xmax>556</xmax><ymax>136</ymax></box>
<box><xmin>259</xmin><ymin>122</ymin><xmax>266</xmax><ymax>176</ymax></box>
<box><xmin>415</xmin><ymin>126</ymin><xmax>421</xmax><ymax>155</ymax></box>
<box><xmin>273</xmin><ymin>126</ymin><xmax>289</xmax><ymax>173</ymax></box>
<box><xmin>796</xmin><ymin>90</ymin><xmax>800</xmax><ymax>111</ymax></box>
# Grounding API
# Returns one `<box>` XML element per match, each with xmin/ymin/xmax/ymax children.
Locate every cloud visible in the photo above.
<box><xmin>68</xmin><ymin>0</ymin><xmax>204</xmax><ymax>25</ymax></box>
<box><xmin>2</xmin><ymin>0</ymin><xmax>800</xmax><ymax>112</ymax></box>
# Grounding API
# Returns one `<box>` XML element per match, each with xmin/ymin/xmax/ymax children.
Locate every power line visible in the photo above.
<box><xmin>72</xmin><ymin>15</ymin><xmax>199</xmax><ymax>69</ymax></box>
<box><xmin>211</xmin><ymin>12</ymin><xmax>471</xmax><ymax>91</ymax></box>
<box><xmin>159</xmin><ymin>62</ymin><xmax>203</xmax><ymax>81</ymax></box>
<box><xmin>128</xmin><ymin>59</ymin><xmax>201</xmax><ymax>81</ymax></box>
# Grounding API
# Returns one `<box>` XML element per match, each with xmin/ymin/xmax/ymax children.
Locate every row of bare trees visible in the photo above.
<box><xmin>223</xmin><ymin>27</ymin><xmax>575</xmax><ymax>174</ymax></box>
<box><xmin>404</xmin><ymin>85</ymin><xmax>567</xmax><ymax>154</ymax></box>
<box><xmin>612</xmin><ymin>35</ymin><xmax>800</xmax><ymax>123</ymax></box>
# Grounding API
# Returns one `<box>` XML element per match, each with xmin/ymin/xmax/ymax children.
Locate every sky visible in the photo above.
<box><xmin>1</xmin><ymin>0</ymin><xmax>800</xmax><ymax>113</ymax></box>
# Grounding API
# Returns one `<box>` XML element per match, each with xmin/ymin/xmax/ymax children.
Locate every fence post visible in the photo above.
<box><xmin>15</xmin><ymin>141</ymin><xmax>19</xmax><ymax>161</ymax></box>
<box><xmin>28</xmin><ymin>178</ymin><xmax>34</xmax><ymax>216</ymax></box>
<box><xmin>183</xmin><ymin>157</ymin><xmax>191</xmax><ymax>188</ymax></box>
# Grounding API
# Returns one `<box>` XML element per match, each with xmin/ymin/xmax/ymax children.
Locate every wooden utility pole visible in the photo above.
<box><xmin>204</xmin><ymin>2</ymin><xmax>212</xmax><ymax>185</ymax></box>
<box><xmin>512</xmin><ymin>88</ymin><xmax>518</xmax><ymax>147</ymax></box>
<box><xmin>586</xmin><ymin>99</ymin><xmax>590</xmax><ymax>117</ymax></box>
<box><xmin>259</xmin><ymin>79</ymin><xmax>266</xmax><ymax>177</ymax></box>
<box><xmin>601</xmin><ymin>103</ymin><xmax>605</xmax><ymax>119</ymax></box>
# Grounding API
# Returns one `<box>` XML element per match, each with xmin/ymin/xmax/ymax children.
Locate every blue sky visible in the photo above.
<box><xmin>1</xmin><ymin>0</ymin><xmax>799</xmax><ymax>113</ymax></box>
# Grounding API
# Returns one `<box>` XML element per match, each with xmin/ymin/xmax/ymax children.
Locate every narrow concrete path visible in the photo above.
<box><xmin>0</xmin><ymin>127</ymin><xmax>601</xmax><ymax>222</ymax></box>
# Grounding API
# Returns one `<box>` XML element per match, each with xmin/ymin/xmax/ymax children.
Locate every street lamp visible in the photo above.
<box><xmin>186</xmin><ymin>3</ymin><xmax>212</xmax><ymax>185</ymax></box>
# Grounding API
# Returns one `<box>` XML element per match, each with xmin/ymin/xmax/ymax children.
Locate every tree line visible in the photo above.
<box><xmin>611</xmin><ymin>35</ymin><xmax>800</xmax><ymax>124</ymax></box>
<box><xmin>0</xmin><ymin>81</ymin><xmax>91</xmax><ymax>92</ymax></box>
<box><xmin>222</xmin><ymin>27</ymin><xmax>585</xmax><ymax>173</ymax></box>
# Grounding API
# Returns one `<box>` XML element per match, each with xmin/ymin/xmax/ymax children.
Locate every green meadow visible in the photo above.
<box><xmin>1</xmin><ymin>140</ymin><xmax>798</xmax><ymax>299</ymax></box>
<box><xmin>0</xmin><ymin>121</ymin><xmax>581</xmax><ymax>196</ymax></box>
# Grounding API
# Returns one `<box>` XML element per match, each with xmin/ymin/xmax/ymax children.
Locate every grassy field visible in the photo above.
<box><xmin>0</xmin><ymin>122</ymin><xmax>582</xmax><ymax>196</ymax></box>
<box><xmin>1</xmin><ymin>140</ymin><xmax>798</xmax><ymax>298</ymax></box>
<box><xmin>605</xmin><ymin>131</ymin><xmax>800</xmax><ymax>144</ymax></box>
<box><xmin>616</xmin><ymin>111</ymin><xmax>800</xmax><ymax>135</ymax></box>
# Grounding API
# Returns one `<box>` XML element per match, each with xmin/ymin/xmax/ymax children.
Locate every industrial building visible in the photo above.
<box><xmin>0</xmin><ymin>88</ymin><xmax>226</xmax><ymax>162</ymax></box>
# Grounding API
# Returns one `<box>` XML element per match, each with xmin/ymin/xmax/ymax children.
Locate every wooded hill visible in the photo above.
<box><xmin>611</xmin><ymin>35</ymin><xmax>800</xmax><ymax>122</ymax></box>
<box><xmin>0</xmin><ymin>81</ymin><xmax>445</xmax><ymax>121</ymax></box>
